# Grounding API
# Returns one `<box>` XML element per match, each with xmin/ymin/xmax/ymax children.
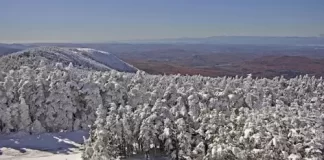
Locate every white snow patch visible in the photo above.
<box><xmin>0</xmin><ymin>131</ymin><xmax>168</xmax><ymax>160</ymax></box>
<box><xmin>76</xmin><ymin>48</ymin><xmax>110</xmax><ymax>54</ymax></box>
<box><xmin>0</xmin><ymin>131</ymin><xmax>88</xmax><ymax>160</ymax></box>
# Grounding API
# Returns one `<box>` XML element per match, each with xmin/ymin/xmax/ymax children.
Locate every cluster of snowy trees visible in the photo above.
<box><xmin>0</xmin><ymin>61</ymin><xmax>103</xmax><ymax>134</ymax></box>
<box><xmin>0</xmin><ymin>62</ymin><xmax>323</xmax><ymax>159</ymax></box>
<box><xmin>81</xmin><ymin>72</ymin><xmax>324</xmax><ymax>160</ymax></box>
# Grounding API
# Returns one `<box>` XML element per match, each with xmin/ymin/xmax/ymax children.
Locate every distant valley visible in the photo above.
<box><xmin>1</xmin><ymin>41</ymin><xmax>324</xmax><ymax>78</ymax></box>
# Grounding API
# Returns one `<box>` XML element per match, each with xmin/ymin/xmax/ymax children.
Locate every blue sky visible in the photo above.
<box><xmin>1</xmin><ymin>0</ymin><xmax>324</xmax><ymax>43</ymax></box>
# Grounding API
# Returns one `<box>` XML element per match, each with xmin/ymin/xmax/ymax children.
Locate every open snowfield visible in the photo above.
<box><xmin>0</xmin><ymin>131</ymin><xmax>88</xmax><ymax>160</ymax></box>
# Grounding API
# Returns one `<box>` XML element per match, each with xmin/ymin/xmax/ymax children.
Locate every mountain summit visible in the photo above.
<box><xmin>0</xmin><ymin>46</ymin><xmax>137</xmax><ymax>72</ymax></box>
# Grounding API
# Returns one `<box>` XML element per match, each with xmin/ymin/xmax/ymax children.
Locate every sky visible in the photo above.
<box><xmin>1</xmin><ymin>0</ymin><xmax>324</xmax><ymax>43</ymax></box>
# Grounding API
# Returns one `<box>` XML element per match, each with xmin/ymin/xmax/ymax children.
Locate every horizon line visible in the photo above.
<box><xmin>1</xmin><ymin>35</ymin><xmax>324</xmax><ymax>44</ymax></box>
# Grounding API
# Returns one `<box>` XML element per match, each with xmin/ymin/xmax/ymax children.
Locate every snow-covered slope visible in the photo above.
<box><xmin>0</xmin><ymin>46</ymin><xmax>137</xmax><ymax>72</ymax></box>
<box><xmin>0</xmin><ymin>131</ymin><xmax>87</xmax><ymax>160</ymax></box>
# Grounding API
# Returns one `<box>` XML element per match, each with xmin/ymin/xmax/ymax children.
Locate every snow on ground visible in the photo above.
<box><xmin>0</xmin><ymin>131</ymin><xmax>88</xmax><ymax>160</ymax></box>
<box><xmin>125</xmin><ymin>154</ymin><xmax>169</xmax><ymax>160</ymax></box>
<box><xmin>0</xmin><ymin>152</ymin><xmax>81</xmax><ymax>160</ymax></box>
<box><xmin>75</xmin><ymin>47</ymin><xmax>138</xmax><ymax>72</ymax></box>
<box><xmin>0</xmin><ymin>131</ymin><xmax>169</xmax><ymax>160</ymax></box>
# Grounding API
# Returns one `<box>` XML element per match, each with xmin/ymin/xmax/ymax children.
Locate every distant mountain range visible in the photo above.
<box><xmin>1</xmin><ymin>36</ymin><xmax>324</xmax><ymax>51</ymax></box>
<box><xmin>123</xmin><ymin>36</ymin><xmax>324</xmax><ymax>45</ymax></box>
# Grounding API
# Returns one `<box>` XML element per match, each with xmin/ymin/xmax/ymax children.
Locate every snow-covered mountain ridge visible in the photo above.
<box><xmin>0</xmin><ymin>46</ymin><xmax>137</xmax><ymax>72</ymax></box>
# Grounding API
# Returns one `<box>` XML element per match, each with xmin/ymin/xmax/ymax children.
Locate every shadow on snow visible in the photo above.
<box><xmin>0</xmin><ymin>130</ymin><xmax>89</xmax><ymax>155</ymax></box>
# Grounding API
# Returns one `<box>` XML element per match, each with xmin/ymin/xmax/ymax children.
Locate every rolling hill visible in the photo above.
<box><xmin>236</xmin><ymin>55</ymin><xmax>324</xmax><ymax>78</ymax></box>
<box><xmin>0</xmin><ymin>46</ymin><xmax>137</xmax><ymax>72</ymax></box>
<box><xmin>0</xmin><ymin>46</ymin><xmax>22</xmax><ymax>56</ymax></box>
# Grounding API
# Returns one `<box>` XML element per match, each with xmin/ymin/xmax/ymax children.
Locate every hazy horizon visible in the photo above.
<box><xmin>1</xmin><ymin>0</ymin><xmax>324</xmax><ymax>43</ymax></box>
